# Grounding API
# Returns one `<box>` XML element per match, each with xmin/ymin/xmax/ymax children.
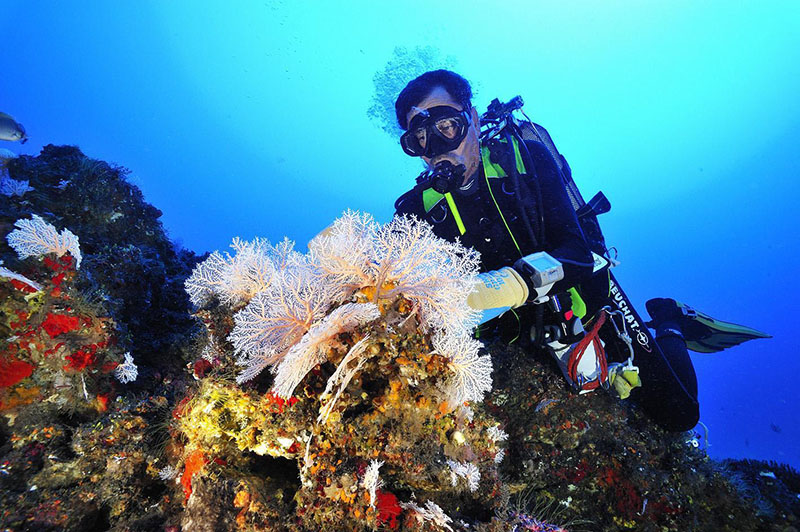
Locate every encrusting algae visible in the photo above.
<box><xmin>174</xmin><ymin>211</ymin><xmax>513</xmax><ymax>530</ymax></box>
<box><xmin>1</xmin><ymin>216</ymin><xmax>125</xmax><ymax>415</ymax></box>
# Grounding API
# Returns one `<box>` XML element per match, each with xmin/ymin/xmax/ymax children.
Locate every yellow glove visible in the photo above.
<box><xmin>467</xmin><ymin>267</ymin><xmax>529</xmax><ymax>311</ymax></box>
<box><xmin>608</xmin><ymin>364</ymin><xmax>642</xmax><ymax>400</ymax></box>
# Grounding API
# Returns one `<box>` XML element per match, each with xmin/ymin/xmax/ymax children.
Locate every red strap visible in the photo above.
<box><xmin>567</xmin><ymin>312</ymin><xmax>609</xmax><ymax>391</ymax></box>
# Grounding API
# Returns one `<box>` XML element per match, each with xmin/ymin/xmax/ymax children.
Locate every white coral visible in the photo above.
<box><xmin>317</xmin><ymin>336</ymin><xmax>372</xmax><ymax>424</ymax></box>
<box><xmin>185</xmin><ymin>251</ymin><xmax>229</xmax><ymax>307</ymax></box>
<box><xmin>487</xmin><ymin>425</ymin><xmax>508</xmax><ymax>464</ymax></box>
<box><xmin>158</xmin><ymin>465</ymin><xmax>178</xmax><ymax>481</ymax></box>
<box><xmin>114</xmin><ymin>352</ymin><xmax>138</xmax><ymax>384</ymax></box>
<box><xmin>308</xmin><ymin>210</ymin><xmax>378</xmax><ymax>304</ymax></box>
<box><xmin>200</xmin><ymin>334</ymin><xmax>223</xmax><ymax>362</ymax></box>
<box><xmin>371</xmin><ymin>215</ymin><xmax>481</xmax><ymax>336</ymax></box>
<box><xmin>220</xmin><ymin>237</ymin><xmax>290</xmax><ymax>306</ymax></box>
<box><xmin>309</xmin><ymin>212</ymin><xmax>481</xmax><ymax>337</ymax></box>
<box><xmin>6</xmin><ymin>215</ymin><xmax>82</xmax><ymax>268</ymax></box>
<box><xmin>200</xmin><ymin>211</ymin><xmax>489</xmax><ymax>397</ymax></box>
<box><xmin>494</xmin><ymin>448</ymin><xmax>506</xmax><ymax>464</ymax></box>
<box><xmin>185</xmin><ymin>237</ymin><xmax>296</xmax><ymax>308</ymax></box>
<box><xmin>270</xmin><ymin>303</ymin><xmax>380</xmax><ymax>397</ymax></box>
<box><xmin>0</xmin><ymin>175</ymin><xmax>33</xmax><ymax>197</ymax></box>
<box><xmin>310</xmin><ymin>213</ymin><xmax>491</xmax><ymax>407</ymax></box>
<box><xmin>487</xmin><ymin>424</ymin><xmax>508</xmax><ymax>443</ymax></box>
<box><xmin>230</xmin><ymin>260</ymin><xmax>337</xmax><ymax>385</ymax></box>
<box><xmin>361</xmin><ymin>459</ymin><xmax>384</xmax><ymax>509</ymax></box>
<box><xmin>457</xmin><ymin>404</ymin><xmax>474</xmax><ymax>423</ymax></box>
<box><xmin>400</xmin><ymin>500</ymin><xmax>454</xmax><ymax>531</ymax></box>
<box><xmin>446</xmin><ymin>459</ymin><xmax>481</xmax><ymax>492</ymax></box>
<box><xmin>432</xmin><ymin>332</ymin><xmax>493</xmax><ymax>407</ymax></box>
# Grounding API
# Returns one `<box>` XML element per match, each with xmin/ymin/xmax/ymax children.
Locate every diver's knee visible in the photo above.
<box><xmin>657</xmin><ymin>402</ymin><xmax>700</xmax><ymax>432</ymax></box>
<box><xmin>637</xmin><ymin>392</ymin><xmax>699</xmax><ymax>432</ymax></box>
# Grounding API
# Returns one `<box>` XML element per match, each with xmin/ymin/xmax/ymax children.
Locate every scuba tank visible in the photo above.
<box><xmin>479</xmin><ymin>96</ymin><xmax>612</xmax><ymax>257</ymax></box>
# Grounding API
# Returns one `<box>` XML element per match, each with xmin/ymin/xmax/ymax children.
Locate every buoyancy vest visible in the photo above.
<box><xmin>396</xmin><ymin>137</ymin><xmax>538</xmax><ymax>271</ymax></box>
<box><xmin>394</xmin><ymin>137</ymin><xmax>589</xmax><ymax>319</ymax></box>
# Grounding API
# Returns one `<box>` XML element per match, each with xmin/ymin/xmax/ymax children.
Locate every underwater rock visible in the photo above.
<box><xmin>717</xmin><ymin>458</ymin><xmax>800</xmax><ymax>520</ymax></box>
<box><xmin>0</xmin><ymin>144</ymin><xmax>203</xmax><ymax>379</ymax></box>
<box><xmin>1</xmin><ymin>227</ymin><xmax>121</xmax><ymax>412</ymax></box>
<box><xmin>0</xmin><ymin>145</ymin><xmax>198</xmax><ymax>531</ymax></box>
<box><xmin>168</xmin><ymin>210</ymin><xmax>799</xmax><ymax>531</ymax></box>
<box><xmin>173</xmin><ymin>212</ymin><xmax>507</xmax><ymax>530</ymax></box>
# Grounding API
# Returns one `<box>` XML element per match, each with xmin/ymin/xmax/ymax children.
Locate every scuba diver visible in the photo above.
<box><xmin>393</xmin><ymin>70</ymin><xmax>770</xmax><ymax>432</ymax></box>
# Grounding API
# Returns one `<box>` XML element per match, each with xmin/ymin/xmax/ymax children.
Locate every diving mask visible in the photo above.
<box><xmin>400</xmin><ymin>106</ymin><xmax>471</xmax><ymax>158</ymax></box>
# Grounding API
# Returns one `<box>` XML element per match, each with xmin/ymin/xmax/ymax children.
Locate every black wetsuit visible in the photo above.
<box><xmin>395</xmin><ymin>140</ymin><xmax>594</xmax><ymax>286</ymax></box>
<box><xmin>395</xmin><ymin>139</ymin><xmax>699</xmax><ymax>432</ymax></box>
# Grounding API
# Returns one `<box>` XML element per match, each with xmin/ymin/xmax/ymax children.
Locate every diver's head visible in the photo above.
<box><xmin>395</xmin><ymin>70</ymin><xmax>481</xmax><ymax>185</ymax></box>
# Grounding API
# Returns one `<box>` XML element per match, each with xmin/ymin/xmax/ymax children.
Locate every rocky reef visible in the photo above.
<box><xmin>1</xmin><ymin>146</ymin><xmax>798</xmax><ymax>531</ymax></box>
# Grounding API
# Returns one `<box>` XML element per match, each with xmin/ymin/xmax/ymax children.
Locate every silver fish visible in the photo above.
<box><xmin>0</xmin><ymin>112</ymin><xmax>28</xmax><ymax>143</ymax></box>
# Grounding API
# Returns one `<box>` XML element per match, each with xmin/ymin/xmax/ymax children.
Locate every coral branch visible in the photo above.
<box><xmin>6</xmin><ymin>214</ymin><xmax>82</xmax><ymax>268</ymax></box>
<box><xmin>271</xmin><ymin>304</ymin><xmax>380</xmax><ymax>398</ymax></box>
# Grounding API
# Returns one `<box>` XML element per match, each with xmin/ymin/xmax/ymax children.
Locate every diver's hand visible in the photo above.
<box><xmin>467</xmin><ymin>267</ymin><xmax>529</xmax><ymax>311</ymax></box>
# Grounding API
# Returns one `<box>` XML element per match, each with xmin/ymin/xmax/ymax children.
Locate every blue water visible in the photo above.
<box><xmin>2</xmin><ymin>2</ymin><xmax>798</xmax><ymax>468</ymax></box>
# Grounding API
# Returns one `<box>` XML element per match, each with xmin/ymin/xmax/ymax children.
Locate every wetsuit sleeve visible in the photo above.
<box><xmin>524</xmin><ymin>141</ymin><xmax>594</xmax><ymax>294</ymax></box>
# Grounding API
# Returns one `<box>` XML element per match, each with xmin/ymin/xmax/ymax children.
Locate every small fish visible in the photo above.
<box><xmin>759</xmin><ymin>471</ymin><xmax>777</xmax><ymax>479</ymax></box>
<box><xmin>0</xmin><ymin>112</ymin><xmax>28</xmax><ymax>143</ymax></box>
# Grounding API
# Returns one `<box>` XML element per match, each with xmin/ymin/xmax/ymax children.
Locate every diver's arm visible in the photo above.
<box><xmin>469</xmin><ymin>143</ymin><xmax>594</xmax><ymax>316</ymax></box>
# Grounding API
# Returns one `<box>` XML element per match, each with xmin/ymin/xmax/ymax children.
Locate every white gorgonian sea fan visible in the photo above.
<box><xmin>446</xmin><ymin>459</ymin><xmax>481</xmax><ymax>492</ymax></box>
<box><xmin>269</xmin><ymin>303</ymin><xmax>381</xmax><ymax>397</ymax></box>
<box><xmin>494</xmin><ymin>448</ymin><xmax>505</xmax><ymax>464</ymax></box>
<box><xmin>200</xmin><ymin>334</ymin><xmax>223</xmax><ymax>363</ymax></box>
<box><xmin>307</xmin><ymin>210</ymin><xmax>378</xmax><ymax>305</ymax></box>
<box><xmin>185</xmin><ymin>237</ymin><xmax>298</xmax><ymax>308</ymax></box>
<box><xmin>229</xmin><ymin>257</ymin><xmax>339</xmax><ymax>385</ymax></box>
<box><xmin>0</xmin><ymin>175</ymin><xmax>33</xmax><ymax>197</ymax></box>
<box><xmin>317</xmin><ymin>336</ymin><xmax>372</xmax><ymax>424</ymax></box>
<box><xmin>7</xmin><ymin>215</ymin><xmax>82</xmax><ymax>268</ymax></box>
<box><xmin>309</xmin><ymin>210</ymin><xmax>482</xmax><ymax>337</ymax></box>
<box><xmin>399</xmin><ymin>500</ymin><xmax>454</xmax><ymax>532</ymax></box>
<box><xmin>222</xmin><ymin>238</ymin><xmax>297</xmax><ymax>307</ymax></box>
<box><xmin>194</xmin><ymin>211</ymin><xmax>489</xmax><ymax>402</ymax></box>
<box><xmin>432</xmin><ymin>332</ymin><xmax>493</xmax><ymax>407</ymax></box>
<box><xmin>487</xmin><ymin>424</ymin><xmax>509</xmax><ymax>443</ymax></box>
<box><xmin>114</xmin><ymin>352</ymin><xmax>138</xmax><ymax>384</ymax></box>
<box><xmin>185</xmin><ymin>251</ymin><xmax>229</xmax><ymax>308</ymax></box>
<box><xmin>0</xmin><ymin>260</ymin><xmax>42</xmax><ymax>292</ymax></box>
<box><xmin>158</xmin><ymin>465</ymin><xmax>178</xmax><ymax>481</ymax></box>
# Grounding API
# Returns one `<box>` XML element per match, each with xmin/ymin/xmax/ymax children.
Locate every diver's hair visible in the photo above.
<box><xmin>395</xmin><ymin>69</ymin><xmax>473</xmax><ymax>131</ymax></box>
